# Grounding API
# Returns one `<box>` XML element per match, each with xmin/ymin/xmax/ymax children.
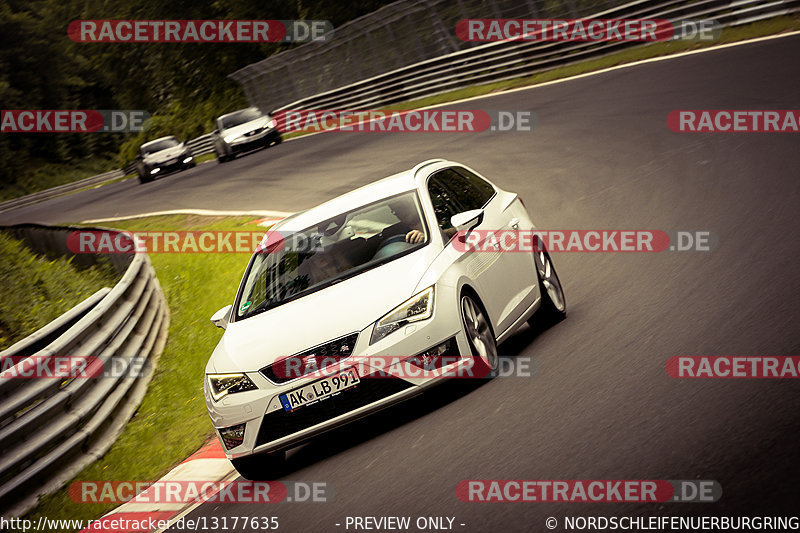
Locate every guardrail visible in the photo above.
<box><xmin>0</xmin><ymin>224</ymin><xmax>170</xmax><ymax>517</ymax></box>
<box><xmin>187</xmin><ymin>133</ymin><xmax>215</xmax><ymax>156</ymax></box>
<box><xmin>0</xmin><ymin>170</ymin><xmax>123</xmax><ymax>215</ymax></box>
<box><xmin>243</xmin><ymin>0</ymin><xmax>798</xmax><ymax>113</ymax></box>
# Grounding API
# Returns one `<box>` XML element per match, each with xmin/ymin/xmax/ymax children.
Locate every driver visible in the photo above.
<box><xmin>386</xmin><ymin>200</ymin><xmax>425</xmax><ymax>244</ymax></box>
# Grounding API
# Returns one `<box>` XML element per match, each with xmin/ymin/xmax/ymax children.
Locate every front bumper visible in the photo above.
<box><xmin>228</xmin><ymin>128</ymin><xmax>281</xmax><ymax>153</ymax></box>
<box><xmin>148</xmin><ymin>155</ymin><xmax>193</xmax><ymax>175</ymax></box>
<box><xmin>205</xmin><ymin>291</ymin><xmax>473</xmax><ymax>459</ymax></box>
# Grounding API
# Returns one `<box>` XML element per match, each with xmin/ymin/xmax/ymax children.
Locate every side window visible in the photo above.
<box><xmin>433</xmin><ymin>168</ymin><xmax>494</xmax><ymax>213</ymax></box>
<box><xmin>454</xmin><ymin>167</ymin><xmax>495</xmax><ymax>205</ymax></box>
<box><xmin>427</xmin><ymin>176</ymin><xmax>461</xmax><ymax>237</ymax></box>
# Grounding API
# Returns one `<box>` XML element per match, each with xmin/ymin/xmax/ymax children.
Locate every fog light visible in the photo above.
<box><xmin>182</xmin><ymin>156</ymin><xmax>193</xmax><ymax>163</ymax></box>
<box><xmin>406</xmin><ymin>337</ymin><xmax>459</xmax><ymax>370</ymax></box>
<box><xmin>150</xmin><ymin>168</ymin><xmax>160</xmax><ymax>175</ymax></box>
<box><xmin>219</xmin><ymin>423</ymin><xmax>246</xmax><ymax>450</ymax></box>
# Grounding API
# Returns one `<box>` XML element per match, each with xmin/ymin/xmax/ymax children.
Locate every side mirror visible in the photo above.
<box><xmin>450</xmin><ymin>209</ymin><xmax>484</xmax><ymax>233</ymax></box>
<box><xmin>210</xmin><ymin>305</ymin><xmax>232</xmax><ymax>329</ymax></box>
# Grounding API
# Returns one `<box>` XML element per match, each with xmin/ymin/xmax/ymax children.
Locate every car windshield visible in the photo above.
<box><xmin>235</xmin><ymin>192</ymin><xmax>428</xmax><ymax>320</ymax></box>
<box><xmin>142</xmin><ymin>138</ymin><xmax>179</xmax><ymax>154</ymax></box>
<box><xmin>221</xmin><ymin>109</ymin><xmax>263</xmax><ymax>129</ymax></box>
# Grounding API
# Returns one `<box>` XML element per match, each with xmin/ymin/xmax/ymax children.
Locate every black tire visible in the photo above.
<box><xmin>460</xmin><ymin>293</ymin><xmax>499</xmax><ymax>378</ymax></box>
<box><xmin>231</xmin><ymin>450</ymin><xmax>286</xmax><ymax>481</ymax></box>
<box><xmin>216</xmin><ymin>150</ymin><xmax>228</xmax><ymax>163</ymax></box>
<box><xmin>138</xmin><ymin>173</ymin><xmax>152</xmax><ymax>184</ymax></box>
<box><xmin>530</xmin><ymin>247</ymin><xmax>567</xmax><ymax>324</ymax></box>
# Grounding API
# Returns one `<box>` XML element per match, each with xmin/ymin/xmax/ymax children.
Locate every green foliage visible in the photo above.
<box><xmin>1</xmin><ymin>0</ymin><xmax>398</xmax><ymax>187</ymax></box>
<box><xmin>0</xmin><ymin>232</ymin><xmax>119</xmax><ymax>348</ymax></box>
<box><xmin>0</xmin><ymin>156</ymin><xmax>117</xmax><ymax>202</ymax></box>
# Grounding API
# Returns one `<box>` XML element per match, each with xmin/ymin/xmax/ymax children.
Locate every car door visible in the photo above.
<box><xmin>430</xmin><ymin>167</ymin><xmax>537</xmax><ymax>335</ymax></box>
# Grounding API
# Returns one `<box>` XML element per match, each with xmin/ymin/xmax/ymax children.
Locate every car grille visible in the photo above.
<box><xmin>260</xmin><ymin>333</ymin><xmax>359</xmax><ymax>384</ymax></box>
<box><xmin>254</xmin><ymin>376</ymin><xmax>414</xmax><ymax>447</ymax></box>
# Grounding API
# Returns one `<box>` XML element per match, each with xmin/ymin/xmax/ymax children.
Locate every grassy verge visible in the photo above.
<box><xmin>25</xmin><ymin>214</ymin><xmax>260</xmax><ymax>526</ymax></box>
<box><xmin>0</xmin><ymin>232</ymin><xmax>119</xmax><ymax>349</ymax></box>
<box><xmin>281</xmin><ymin>15</ymin><xmax>800</xmax><ymax>140</ymax></box>
<box><xmin>194</xmin><ymin>152</ymin><xmax>218</xmax><ymax>165</ymax></box>
<box><xmin>0</xmin><ymin>157</ymin><xmax>117</xmax><ymax>203</ymax></box>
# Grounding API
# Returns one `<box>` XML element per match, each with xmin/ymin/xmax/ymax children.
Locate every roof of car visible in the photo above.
<box><xmin>276</xmin><ymin>160</ymin><xmax>452</xmax><ymax>232</ymax></box>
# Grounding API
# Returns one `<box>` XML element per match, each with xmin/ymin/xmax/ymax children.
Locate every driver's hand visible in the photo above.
<box><xmin>405</xmin><ymin>230</ymin><xmax>425</xmax><ymax>244</ymax></box>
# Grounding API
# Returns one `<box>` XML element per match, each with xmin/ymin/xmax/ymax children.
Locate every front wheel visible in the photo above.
<box><xmin>231</xmin><ymin>450</ymin><xmax>286</xmax><ymax>481</ymax></box>
<box><xmin>531</xmin><ymin>248</ymin><xmax>567</xmax><ymax>324</ymax></box>
<box><xmin>460</xmin><ymin>294</ymin><xmax>498</xmax><ymax>377</ymax></box>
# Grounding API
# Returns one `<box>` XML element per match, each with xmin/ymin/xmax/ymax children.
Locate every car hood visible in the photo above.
<box><xmin>209</xmin><ymin>246</ymin><xmax>437</xmax><ymax>373</ymax></box>
<box><xmin>220</xmin><ymin>117</ymin><xmax>272</xmax><ymax>139</ymax></box>
<box><xmin>143</xmin><ymin>144</ymin><xmax>186</xmax><ymax>163</ymax></box>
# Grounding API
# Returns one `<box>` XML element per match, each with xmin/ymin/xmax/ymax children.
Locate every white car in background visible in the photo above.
<box><xmin>135</xmin><ymin>136</ymin><xmax>195</xmax><ymax>184</ymax></box>
<box><xmin>204</xmin><ymin>159</ymin><xmax>566</xmax><ymax>479</ymax></box>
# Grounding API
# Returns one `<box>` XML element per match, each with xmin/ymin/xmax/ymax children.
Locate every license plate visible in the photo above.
<box><xmin>279</xmin><ymin>368</ymin><xmax>360</xmax><ymax>412</ymax></box>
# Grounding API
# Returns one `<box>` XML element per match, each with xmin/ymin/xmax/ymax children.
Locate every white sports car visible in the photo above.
<box><xmin>204</xmin><ymin>159</ymin><xmax>566</xmax><ymax>479</ymax></box>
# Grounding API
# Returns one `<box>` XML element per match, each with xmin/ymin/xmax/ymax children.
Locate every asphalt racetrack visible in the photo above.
<box><xmin>4</xmin><ymin>34</ymin><xmax>800</xmax><ymax>531</ymax></box>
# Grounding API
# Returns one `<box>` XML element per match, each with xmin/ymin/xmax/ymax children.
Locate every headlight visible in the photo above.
<box><xmin>370</xmin><ymin>286</ymin><xmax>434</xmax><ymax>345</ymax></box>
<box><xmin>223</xmin><ymin>134</ymin><xmax>238</xmax><ymax>144</ymax></box>
<box><xmin>207</xmin><ymin>373</ymin><xmax>257</xmax><ymax>401</ymax></box>
<box><xmin>266</xmin><ymin>119</ymin><xmax>276</xmax><ymax>129</ymax></box>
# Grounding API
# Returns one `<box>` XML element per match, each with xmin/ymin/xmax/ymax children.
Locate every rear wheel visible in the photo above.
<box><xmin>231</xmin><ymin>450</ymin><xmax>286</xmax><ymax>481</ymax></box>
<box><xmin>460</xmin><ymin>294</ymin><xmax>498</xmax><ymax>377</ymax></box>
<box><xmin>530</xmin><ymin>247</ymin><xmax>567</xmax><ymax>324</ymax></box>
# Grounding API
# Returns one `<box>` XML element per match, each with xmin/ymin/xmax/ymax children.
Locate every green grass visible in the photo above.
<box><xmin>25</xmin><ymin>214</ymin><xmax>261</xmax><ymax>526</ymax></box>
<box><xmin>194</xmin><ymin>152</ymin><xmax>217</xmax><ymax>164</ymax></box>
<box><xmin>0</xmin><ymin>232</ymin><xmax>119</xmax><ymax>349</ymax></box>
<box><xmin>0</xmin><ymin>157</ymin><xmax>118</xmax><ymax>203</ymax></box>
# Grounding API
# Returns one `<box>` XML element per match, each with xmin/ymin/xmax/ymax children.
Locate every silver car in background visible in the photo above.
<box><xmin>212</xmin><ymin>107</ymin><xmax>282</xmax><ymax>163</ymax></box>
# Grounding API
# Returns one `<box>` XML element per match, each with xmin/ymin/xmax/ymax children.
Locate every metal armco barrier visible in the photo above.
<box><xmin>0</xmin><ymin>170</ymin><xmax>123</xmax><ymax>215</ymax></box>
<box><xmin>231</xmin><ymin>0</ymin><xmax>800</xmax><ymax>113</ymax></box>
<box><xmin>187</xmin><ymin>133</ymin><xmax>215</xmax><ymax>156</ymax></box>
<box><xmin>0</xmin><ymin>224</ymin><xmax>170</xmax><ymax>517</ymax></box>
